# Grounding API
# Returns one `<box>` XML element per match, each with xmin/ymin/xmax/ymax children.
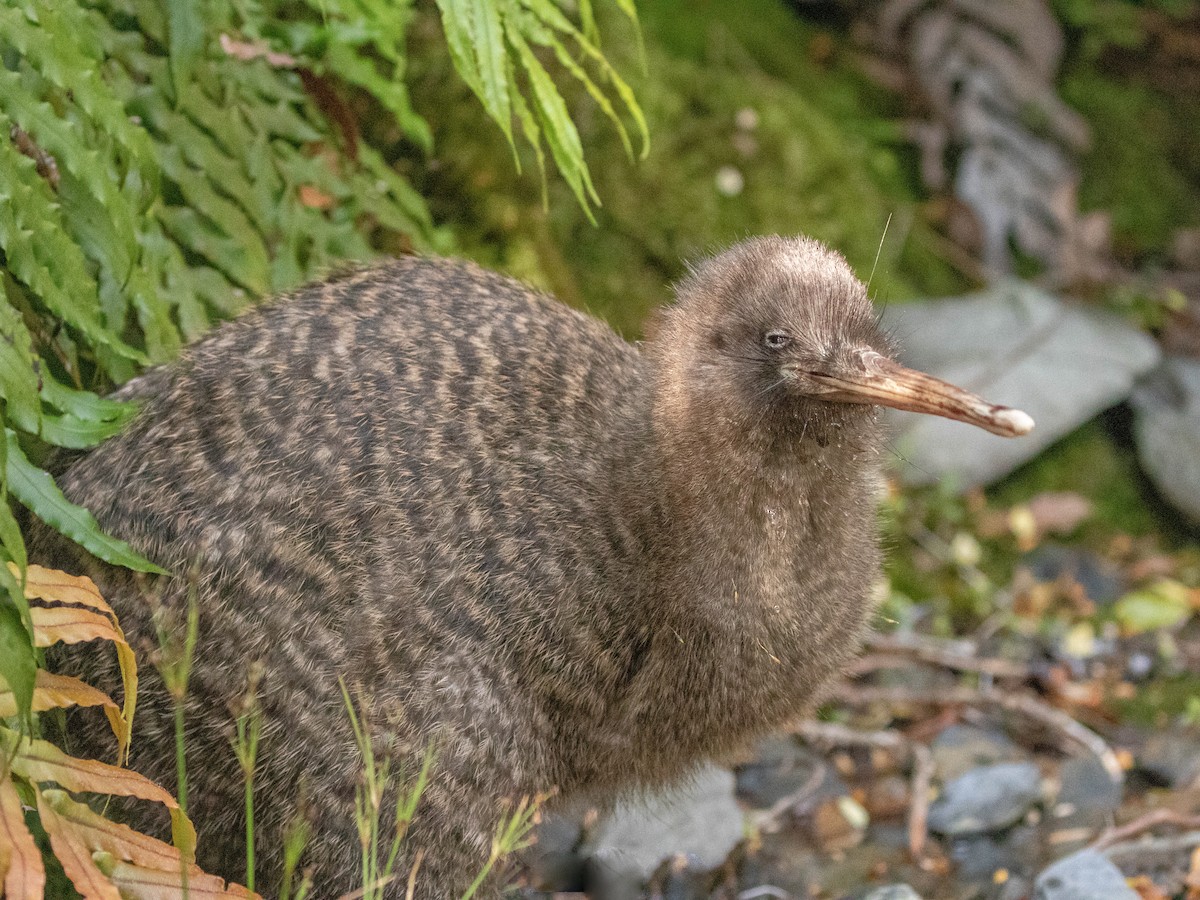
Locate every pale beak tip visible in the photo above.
<box><xmin>996</xmin><ymin>407</ymin><xmax>1035</xmax><ymax>437</ymax></box>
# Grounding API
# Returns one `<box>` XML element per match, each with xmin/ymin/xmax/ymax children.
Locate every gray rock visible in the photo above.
<box><xmin>736</xmin><ymin>735</ymin><xmax>835</xmax><ymax>810</ymax></box>
<box><xmin>1056</xmin><ymin>755</ymin><xmax>1123</xmax><ymax>815</ymax></box>
<box><xmin>582</xmin><ymin>765</ymin><xmax>744</xmax><ymax>899</ymax></box>
<box><xmin>1023</xmin><ymin>545</ymin><xmax>1124</xmax><ymax>606</ymax></box>
<box><xmin>1034</xmin><ymin>849</ymin><xmax>1138</xmax><ymax>900</ymax></box>
<box><xmin>948</xmin><ymin>824</ymin><xmax>1042</xmax><ymax>880</ymax></box>
<box><xmin>526</xmin><ymin>812</ymin><xmax>585</xmax><ymax>891</ymax></box>
<box><xmin>1136</xmin><ymin>728</ymin><xmax>1200</xmax><ymax>788</ymax></box>
<box><xmin>1133</xmin><ymin>357</ymin><xmax>1200</xmax><ymax>522</ymax></box>
<box><xmin>881</xmin><ymin>282</ymin><xmax>1160</xmax><ymax>487</ymax></box>
<box><xmin>931</xmin><ymin>724</ymin><xmax>1027</xmax><ymax>782</ymax></box>
<box><xmin>860</xmin><ymin>885</ymin><xmax>923</xmax><ymax>900</ymax></box>
<box><xmin>999</xmin><ymin>876</ymin><xmax>1034</xmax><ymax>900</ymax></box>
<box><xmin>928</xmin><ymin>762</ymin><xmax>1042</xmax><ymax>836</ymax></box>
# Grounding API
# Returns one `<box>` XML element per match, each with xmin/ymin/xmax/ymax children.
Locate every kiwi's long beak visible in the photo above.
<box><xmin>792</xmin><ymin>351</ymin><xmax>1034</xmax><ymax>438</ymax></box>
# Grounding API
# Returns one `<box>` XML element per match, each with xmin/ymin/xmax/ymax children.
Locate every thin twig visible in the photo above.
<box><xmin>993</xmin><ymin>692</ymin><xmax>1124</xmax><ymax>784</ymax></box>
<box><xmin>854</xmin><ymin>633</ymin><xmax>1030</xmax><ymax>679</ymax></box>
<box><xmin>828</xmin><ymin>683</ymin><xmax>1124</xmax><ymax>784</ymax></box>
<box><xmin>1101</xmin><ymin>830</ymin><xmax>1200</xmax><ymax>874</ymax></box>
<box><xmin>908</xmin><ymin>743</ymin><xmax>934</xmax><ymax>859</ymax></box>
<box><xmin>405</xmin><ymin>848</ymin><xmax>424</xmax><ymax>900</ymax></box>
<box><xmin>1091</xmin><ymin>811</ymin><xmax>1200</xmax><ymax>852</ymax></box>
<box><xmin>738</xmin><ymin>887</ymin><xmax>792</xmax><ymax>900</ymax></box>
<box><xmin>792</xmin><ymin>720</ymin><xmax>933</xmax><ymax>860</ymax></box>
<box><xmin>793</xmin><ymin>719</ymin><xmax>906</xmax><ymax>751</ymax></box>
<box><xmin>746</xmin><ymin>753</ymin><xmax>828</xmax><ymax>833</ymax></box>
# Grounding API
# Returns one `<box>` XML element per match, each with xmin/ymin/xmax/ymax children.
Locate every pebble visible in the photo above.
<box><xmin>737</xmin><ymin>736</ymin><xmax>834</xmax><ymax>810</ymax></box>
<box><xmin>1133</xmin><ymin>356</ymin><xmax>1200</xmax><ymax>522</ymax></box>
<box><xmin>1136</xmin><ymin>728</ymin><xmax>1200</xmax><ymax>788</ymax></box>
<box><xmin>928</xmin><ymin>762</ymin><xmax>1042</xmax><ymax>836</ymax></box>
<box><xmin>1033</xmin><ymin>849</ymin><xmax>1138</xmax><ymax>900</ymax></box>
<box><xmin>582</xmin><ymin>764</ymin><xmax>743</xmax><ymax>899</ymax></box>
<box><xmin>881</xmin><ymin>282</ymin><xmax>1160</xmax><ymax>487</ymax></box>
<box><xmin>930</xmin><ymin>724</ymin><xmax>1027</xmax><ymax>782</ymax></box>
<box><xmin>860</xmin><ymin>884</ymin><xmax>923</xmax><ymax>900</ymax></box>
<box><xmin>1054</xmin><ymin>755</ymin><xmax>1124</xmax><ymax>816</ymax></box>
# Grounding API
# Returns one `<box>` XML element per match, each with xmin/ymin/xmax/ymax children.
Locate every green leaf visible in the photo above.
<box><xmin>466</xmin><ymin>0</ymin><xmax>513</xmax><ymax>144</ymax></box>
<box><xmin>37</xmin><ymin>413</ymin><xmax>131</xmax><ymax>451</ymax></box>
<box><xmin>5</xmin><ymin>430</ymin><xmax>168</xmax><ymax>575</ymax></box>
<box><xmin>167</xmin><ymin>0</ymin><xmax>206</xmax><ymax>101</ymax></box>
<box><xmin>0</xmin><ymin>297</ymin><xmax>42</xmax><ymax>437</ymax></box>
<box><xmin>434</xmin><ymin>0</ymin><xmax>487</xmax><ymax>100</ymax></box>
<box><xmin>323</xmin><ymin>42</ymin><xmax>433</xmax><ymax>151</ymax></box>
<box><xmin>40</xmin><ymin>378</ymin><xmax>135</xmax><ymax>426</ymax></box>
<box><xmin>506</xmin><ymin>25</ymin><xmax>599</xmax><ymax>218</ymax></box>
<box><xmin>0</xmin><ymin>115</ymin><xmax>149</xmax><ymax>368</ymax></box>
<box><xmin>0</xmin><ymin>592</ymin><xmax>36</xmax><ymax>732</ymax></box>
<box><xmin>435</xmin><ymin>0</ymin><xmax>514</xmax><ymax>149</ymax></box>
<box><xmin>0</xmin><ymin>4</ymin><xmax>158</xmax><ymax>192</ymax></box>
<box><xmin>1114</xmin><ymin>579</ymin><xmax>1194</xmax><ymax>634</ymax></box>
<box><xmin>578</xmin><ymin>0</ymin><xmax>599</xmax><ymax>44</ymax></box>
<box><xmin>0</xmin><ymin>434</ymin><xmax>33</xmax><ymax>729</ymax></box>
<box><xmin>517</xmin><ymin>0</ymin><xmax>648</xmax><ymax>158</ymax></box>
<box><xmin>0</xmin><ymin>66</ymin><xmax>143</xmax><ymax>284</ymax></box>
<box><xmin>0</xmin><ymin>429</ymin><xmax>28</xmax><ymax>578</ymax></box>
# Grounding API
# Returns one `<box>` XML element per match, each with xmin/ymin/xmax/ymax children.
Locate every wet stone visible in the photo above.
<box><xmin>859</xmin><ymin>885</ymin><xmax>924</xmax><ymax>900</ymax></box>
<box><xmin>582</xmin><ymin>764</ymin><xmax>743</xmax><ymax>899</ymax></box>
<box><xmin>736</xmin><ymin>829</ymin><xmax>820</xmax><ymax>899</ymax></box>
<box><xmin>882</xmin><ymin>282</ymin><xmax>1160</xmax><ymax>488</ymax></box>
<box><xmin>1136</xmin><ymin>728</ymin><xmax>1200</xmax><ymax>788</ymax></box>
<box><xmin>930</xmin><ymin>725</ymin><xmax>1028</xmax><ymax>782</ymax></box>
<box><xmin>1055</xmin><ymin>756</ymin><xmax>1123</xmax><ymax>816</ymax></box>
<box><xmin>736</xmin><ymin>736</ymin><xmax>833</xmax><ymax>809</ymax></box>
<box><xmin>1033</xmin><ymin>849</ymin><xmax>1138</xmax><ymax>900</ymax></box>
<box><xmin>1133</xmin><ymin>356</ymin><xmax>1200</xmax><ymax>522</ymax></box>
<box><xmin>947</xmin><ymin>824</ymin><xmax>1042</xmax><ymax>882</ymax></box>
<box><xmin>928</xmin><ymin>762</ymin><xmax>1042</xmax><ymax>836</ymax></box>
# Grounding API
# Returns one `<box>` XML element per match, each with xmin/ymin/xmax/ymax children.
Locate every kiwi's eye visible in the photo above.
<box><xmin>763</xmin><ymin>329</ymin><xmax>792</xmax><ymax>351</ymax></box>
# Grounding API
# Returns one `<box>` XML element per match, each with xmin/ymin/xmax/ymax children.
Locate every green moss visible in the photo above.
<box><xmin>413</xmin><ymin>0</ymin><xmax>968</xmax><ymax>337</ymax></box>
<box><xmin>1114</xmin><ymin>673</ymin><xmax>1200</xmax><ymax>727</ymax></box>
<box><xmin>991</xmin><ymin>419</ymin><xmax>1162</xmax><ymax>541</ymax></box>
<box><xmin>1062</xmin><ymin>73</ymin><xmax>1200</xmax><ymax>259</ymax></box>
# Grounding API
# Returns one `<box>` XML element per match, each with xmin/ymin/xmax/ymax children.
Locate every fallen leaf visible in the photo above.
<box><xmin>0</xmin><ymin>775</ymin><xmax>46</xmax><ymax>899</ymax></box>
<box><xmin>298</xmin><ymin>184</ymin><xmax>335</xmax><ymax>210</ymax></box>
<box><xmin>1129</xmin><ymin>874</ymin><xmax>1170</xmax><ymax>900</ymax></box>
<box><xmin>1114</xmin><ymin>579</ymin><xmax>1193</xmax><ymax>634</ymax></box>
<box><xmin>218</xmin><ymin>33</ymin><xmax>295</xmax><ymax>68</ymax></box>
<box><xmin>37</xmin><ymin>789</ymin><xmax>122</xmax><ymax>900</ymax></box>
<box><xmin>105</xmin><ymin>858</ymin><xmax>255</xmax><ymax>898</ymax></box>
<box><xmin>1026</xmin><ymin>492</ymin><xmax>1093</xmax><ymax>535</ymax></box>
<box><xmin>16</xmin><ymin>564</ymin><xmax>112</xmax><ymax>615</ymax></box>
<box><xmin>0</xmin><ymin>669</ymin><xmax>126</xmax><ymax>748</ymax></box>
<box><xmin>27</xmin><ymin>603</ymin><xmax>137</xmax><ymax>760</ymax></box>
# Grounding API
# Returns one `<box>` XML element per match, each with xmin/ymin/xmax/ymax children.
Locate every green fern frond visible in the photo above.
<box><xmin>0</xmin><ymin>119</ymin><xmax>146</xmax><ymax>369</ymax></box>
<box><xmin>0</xmin><ymin>0</ymin><xmax>641</xmax><ymax>726</ymax></box>
<box><xmin>433</xmin><ymin>0</ymin><xmax>647</xmax><ymax>215</ymax></box>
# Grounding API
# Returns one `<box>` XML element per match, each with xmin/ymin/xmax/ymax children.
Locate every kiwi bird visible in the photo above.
<box><xmin>33</xmin><ymin>236</ymin><xmax>1032</xmax><ymax>898</ymax></box>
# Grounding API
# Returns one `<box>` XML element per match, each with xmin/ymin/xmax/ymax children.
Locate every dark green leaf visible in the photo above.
<box><xmin>0</xmin><ymin>299</ymin><xmax>42</xmax><ymax>437</ymax></box>
<box><xmin>5</xmin><ymin>429</ymin><xmax>168</xmax><ymax>575</ymax></box>
<box><xmin>167</xmin><ymin>0</ymin><xmax>206</xmax><ymax>101</ymax></box>
<box><xmin>40</xmin><ymin>378</ymin><xmax>135</xmax><ymax>426</ymax></box>
<box><xmin>0</xmin><ymin>590</ymin><xmax>36</xmax><ymax>732</ymax></box>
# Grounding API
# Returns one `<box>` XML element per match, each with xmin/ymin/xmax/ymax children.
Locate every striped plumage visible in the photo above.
<box><xmin>34</xmin><ymin>237</ymin><xmax>889</xmax><ymax>897</ymax></box>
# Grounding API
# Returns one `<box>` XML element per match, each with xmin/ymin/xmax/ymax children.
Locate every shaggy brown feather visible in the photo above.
<box><xmin>33</xmin><ymin>236</ymin><xmax>892</xmax><ymax>898</ymax></box>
